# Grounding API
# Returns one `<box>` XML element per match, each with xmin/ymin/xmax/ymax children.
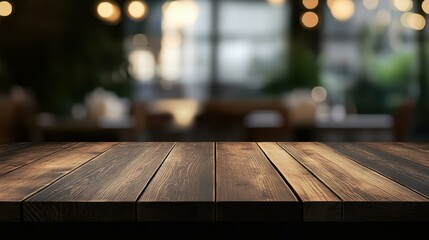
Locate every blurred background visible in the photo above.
<box><xmin>1</xmin><ymin>0</ymin><xmax>429</xmax><ymax>143</ymax></box>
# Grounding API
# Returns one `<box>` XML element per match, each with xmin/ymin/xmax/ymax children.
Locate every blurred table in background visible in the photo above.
<box><xmin>33</xmin><ymin>113</ymin><xmax>138</xmax><ymax>142</ymax></box>
<box><xmin>295</xmin><ymin>114</ymin><xmax>394</xmax><ymax>141</ymax></box>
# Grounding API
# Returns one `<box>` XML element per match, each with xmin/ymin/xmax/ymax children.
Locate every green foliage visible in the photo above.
<box><xmin>262</xmin><ymin>37</ymin><xmax>319</xmax><ymax>95</ymax></box>
<box><xmin>369</xmin><ymin>52</ymin><xmax>414</xmax><ymax>88</ymax></box>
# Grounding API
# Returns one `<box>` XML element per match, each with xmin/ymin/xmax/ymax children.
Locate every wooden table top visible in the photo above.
<box><xmin>0</xmin><ymin>142</ymin><xmax>428</xmax><ymax>222</ymax></box>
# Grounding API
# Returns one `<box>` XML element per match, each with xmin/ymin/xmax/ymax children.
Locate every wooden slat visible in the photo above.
<box><xmin>278</xmin><ymin>142</ymin><xmax>429</xmax><ymax>221</ymax></box>
<box><xmin>258</xmin><ymin>142</ymin><xmax>341</xmax><ymax>221</ymax></box>
<box><xmin>216</xmin><ymin>142</ymin><xmax>300</xmax><ymax>221</ymax></box>
<box><xmin>362</xmin><ymin>142</ymin><xmax>429</xmax><ymax>168</ymax></box>
<box><xmin>0</xmin><ymin>142</ymin><xmax>116</xmax><ymax>221</ymax></box>
<box><xmin>0</xmin><ymin>142</ymin><xmax>76</xmax><ymax>176</ymax></box>
<box><xmin>138</xmin><ymin>142</ymin><xmax>215</xmax><ymax>222</ymax></box>
<box><xmin>325</xmin><ymin>142</ymin><xmax>429</xmax><ymax>198</ymax></box>
<box><xmin>399</xmin><ymin>142</ymin><xmax>429</xmax><ymax>153</ymax></box>
<box><xmin>24</xmin><ymin>142</ymin><xmax>175</xmax><ymax>222</ymax></box>
<box><xmin>0</xmin><ymin>142</ymin><xmax>32</xmax><ymax>154</ymax></box>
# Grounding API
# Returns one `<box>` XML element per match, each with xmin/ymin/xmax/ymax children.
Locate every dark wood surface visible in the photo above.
<box><xmin>0</xmin><ymin>142</ymin><xmax>116</xmax><ymax>221</ymax></box>
<box><xmin>138</xmin><ymin>142</ymin><xmax>215</xmax><ymax>222</ymax></box>
<box><xmin>258</xmin><ymin>142</ymin><xmax>342</xmax><ymax>221</ymax></box>
<box><xmin>279</xmin><ymin>142</ymin><xmax>428</xmax><ymax>221</ymax></box>
<box><xmin>24</xmin><ymin>142</ymin><xmax>174</xmax><ymax>221</ymax></box>
<box><xmin>0</xmin><ymin>142</ymin><xmax>428</xmax><ymax>222</ymax></box>
<box><xmin>216</xmin><ymin>142</ymin><xmax>300</xmax><ymax>221</ymax></box>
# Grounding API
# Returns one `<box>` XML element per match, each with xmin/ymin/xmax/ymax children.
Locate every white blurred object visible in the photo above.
<box><xmin>84</xmin><ymin>88</ymin><xmax>130</xmax><ymax>121</ymax></box>
<box><xmin>331</xmin><ymin>104</ymin><xmax>346</xmax><ymax>122</ymax></box>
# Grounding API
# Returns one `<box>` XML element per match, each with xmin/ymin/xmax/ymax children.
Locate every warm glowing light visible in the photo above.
<box><xmin>0</xmin><ymin>1</ymin><xmax>13</xmax><ymax>17</ymax></box>
<box><xmin>267</xmin><ymin>0</ymin><xmax>285</xmax><ymax>6</ymax></box>
<box><xmin>97</xmin><ymin>2</ymin><xmax>114</xmax><ymax>18</ymax></box>
<box><xmin>163</xmin><ymin>0</ymin><xmax>199</xmax><ymax>29</ymax></box>
<box><xmin>96</xmin><ymin>1</ymin><xmax>121</xmax><ymax>24</ymax></box>
<box><xmin>128</xmin><ymin>50</ymin><xmax>156</xmax><ymax>82</ymax></box>
<box><xmin>159</xmin><ymin>32</ymin><xmax>182</xmax><ymax>82</ymax></box>
<box><xmin>311</xmin><ymin>86</ymin><xmax>327</xmax><ymax>103</ymax></box>
<box><xmin>330</xmin><ymin>0</ymin><xmax>355</xmax><ymax>21</ymax></box>
<box><xmin>153</xmin><ymin>100</ymin><xmax>199</xmax><ymax>129</ymax></box>
<box><xmin>393</xmin><ymin>0</ymin><xmax>413</xmax><ymax>12</ymax></box>
<box><xmin>126</xmin><ymin>0</ymin><xmax>148</xmax><ymax>21</ymax></box>
<box><xmin>423</xmin><ymin>0</ymin><xmax>429</xmax><ymax>14</ymax></box>
<box><xmin>301</xmin><ymin>11</ymin><xmax>319</xmax><ymax>28</ymax></box>
<box><xmin>363</xmin><ymin>0</ymin><xmax>378</xmax><ymax>10</ymax></box>
<box><xmin>401</xmin><ymin>12</ymin><xmax>426</xmax><ymax>30</ymax></box>
<box><xmin>302</xmin><ymin>0</ymin><xmax>318</xmax><ymax>10</ymax></box>
<box><xmin>327</xmin><ymin>0</ymin><xmax>334</xmax><ymax>9</ymax></box>
<box><xmin>375</xmin><ymin>9</ymin><xmax>391</xmax><ymax>25</ymax></box>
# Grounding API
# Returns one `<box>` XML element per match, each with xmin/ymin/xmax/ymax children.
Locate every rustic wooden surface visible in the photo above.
<box><xmin>258</xmin><ymin>142</ymin><xmax>342</xmax><ymax>221</ymax></box>
<box><xmin>0</xmin><ymin>142</ymin><xmax>116</xmax><ymax>221</ymax></box>
<box><xmin>0</xmin><ymin>142</ymin><xmax>427</xmax><ymax>222</ymax></box>
<box><xmin>138</xmin><ymin>142</ymin><xmax>215</xmax><ymax>222</ymax></box>
<box><xmin>279</xmin><ymin>142</ymin><xmax>428</xmax><ymax>221</ymax></box>
<box><xmin>216</xmin><ymin>142</ymin><xmax>300</xmax><ymax>221</ymax></box>
<box><xmin>24</xmin><ymin>142</ymin><xmax>174</xmax><ymax>221</ymax></box>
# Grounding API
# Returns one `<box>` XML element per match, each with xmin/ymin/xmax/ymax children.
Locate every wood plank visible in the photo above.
<box><xmin>398</xmin><ymin>142</ymin><xmax>429</xmax><ymax>153</ymax></box>
<box><xmin>24</xmin><ymin>142</ymin><xmax>175</xmax><ymax>222</ymax></box>
<box><xmin>138</xmin><ymin>142</ymin><xmax>215</xmax><ymax>222</ymax></box>
<box><xmin>278</xmin><ymin>142</ymin><xmax>429</xmax><ymax>221</ymax></box>
<box><xmin>0</xmin><ymin>142</ymin><xmax>32</xmax><ymax>154</ymax></box>
<box><xmin>362</xmin><ymin>142</ymin><xmax>429</xmax><ymax>168</ymax></box>
<box><xmin>258</xmin><ymin>142</ymin><xmax>341</xmax><ymax>221</ymax></box>
<box><xmin>0</xmin><ymin>142</ymin><xmax>116</xmax><ymax>221</ymax></box>
<box><xmin>216</xmin><ymin>142</ymin><xmax>300</xmax><ymax>221</ymax></box>
<box><xmin>0</xmin><ymin>142</ymin><xmax>76</xmax><ymax>176</ymax></box>
<box><xmin>324</xmin><ymin>142</ymin><xmax>429</xmax><ymax>198</ymax></box>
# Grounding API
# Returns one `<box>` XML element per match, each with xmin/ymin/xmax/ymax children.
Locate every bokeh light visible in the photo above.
<box><xmin>392</xmin><ymin>0</ymin><xmax>413</xmax><ymax>12</ymax></box>
<box><xmin>422</xmin><ymin>0</ymin><xmax>429</xmax><ymax>14</ymax></box>
<box><xmin>163</xmin><ymin>0</ymin><xmax>199</xmax><ymax>29</ymax></box>
<box><xmin>301</xmin><ymin>11</ymin><xmax>319</xmax><ymax>28</ymax></box>
<box><xmin>375</xmin><ymin>9</ymin><xmax>391</xmax><ymax>25</ymax></box>
<box><xmin>330</xmin><ymin>0</ymin><xmax>355</xmax><ymax>21</ymax></box>
<box><xmin>96</xmin><ymin>1</ymin><xmax>121</xmax><ymax>25</ymax></box>
<box><xmin>125</xmin><ymin>0</ymin><xmax>148</xmax><ymax>21</ymax></box>
<box><xmin>267</xmin><ymin>0</ymin><xmax>286</xmax><ymax>6</ymax></box>
<box><xmin>302</xmin><ymin>0</ymin><xmax>318</xmax><ymax>10</ymax></box>
<box><xmin>0</xmin><ymin>1</ymin><xmax>13</xmax><ymax>17</ymax></box>
<box><xmin>400</xmin><ymin>12</ymin><xmax>426</xmax><ymax>30</ymax></box>
<box><xmin>362</xmin><ymin>0</ymin><xmax>378</xmax><ymax>10</ymax></box>
<box><xmin>311</xmin><ymin>86</ymin><xmax>328</xmax><ymax>103</ymax></box>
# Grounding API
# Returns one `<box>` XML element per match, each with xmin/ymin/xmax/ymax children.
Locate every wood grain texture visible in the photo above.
<box><xmin>258</xmin><ymin>142</ymin><xmax>341</xmax><ymax>221</ymax></box>
<box><xmin>399</xmin><ymin>142</ymin><xmax>429</xmax><ymax>153</ymax></box>
<box><xmin>278</xmin><ymin>142</ymin><xmax>429</xmax><ymax>221</ymax></box>
<box><xmin>24</xmin><ymin>142</ymin><xmax>175</xmax><ymax>222</ymax></box>
<box><xmin>216</xmin><ymin>142</ymin><xmax>300</xmax><ymax>221</ymax></box>
<box><xmin>138</xmin><ymin>142</ymin><xmax>215</xmax><ymax>222</ymax></box>
<box><xmin>0</xmin><ymin>142</ymin><xmax>32</xmax><ymax>154</ymax></box>
<box><xmin>0</xmin><ymin>142</ymin><xmax>76</xmax><ymax>176</ymax></box>
<box><xmin>325</xmin><ymin>142</ymin><xmax>429</xmax><ymax>198</ymax></box>
<box><xmin>0</xmin><ymin>142</ymin><xmax>116</xmax><ymax>221</ymax></box>
<box><xmin>362</xmin><ymin>142</ymin><xmax>429</xmax><ymax>168</ymax></box>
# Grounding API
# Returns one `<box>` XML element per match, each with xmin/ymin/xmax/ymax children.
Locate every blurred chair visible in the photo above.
<box><xmin>130</xmin><ymin>100</ymin><xmax>175</xmax><ymax>141</ymax></box>
<box><xmin>194</xmin><ymin>99</ymin><xmax>290</xmax><ymax>141</ymax></box>
<box><xmin>392</xmin><ymin>98</ymin><xmax>416</xmax><ymax>142</ymax></box>
<box><xmin>0</xmin><ymin>86</ymin><xmax>36</xmax><ymax>143</ymax></box>
<box><xmin>129</xmin><ymin>100</ymin><xmax>147</xmax><ymax>140</ymax></box>
<box><xmin>243</xmin><ymin>100</ymin><xmax>291</xmax><ymax>141</ymax></box>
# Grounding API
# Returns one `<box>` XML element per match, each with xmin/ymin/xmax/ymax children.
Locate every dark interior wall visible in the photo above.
<box><xmin>0</xmin><ymin>0</ymin><xmax>128</xmax><ymax>114</ymax></box>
